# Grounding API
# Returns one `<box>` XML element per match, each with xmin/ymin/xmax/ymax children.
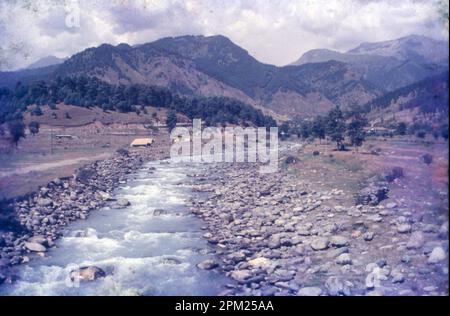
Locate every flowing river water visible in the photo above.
<box><xmin>0</xmin><ymin>159</ymin><xmax>231</xmax><ymax>295</ymax></box>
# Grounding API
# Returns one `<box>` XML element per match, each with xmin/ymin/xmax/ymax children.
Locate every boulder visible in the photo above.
<box><xmin>24</xmin><ymin>242</ymin><xmax>46</xmax><ymax>252</ymax></box>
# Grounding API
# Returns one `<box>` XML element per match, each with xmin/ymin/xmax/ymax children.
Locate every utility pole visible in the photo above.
<box><xmin>50</xmin><ymin>126</ymin><xmax>54</xmax><ymax>155</ymax></box>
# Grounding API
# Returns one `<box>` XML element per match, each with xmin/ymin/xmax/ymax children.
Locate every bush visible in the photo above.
<box><xmin>28</xmin><ymin>121</ymin><xmax>40</xmax><ymax>135</ymax></box>
<box><xmin>312</xmin><ymin>150</ymin><xmax>320</xmax><ymax>156</ymax></box>
<box><xmin>31</xmin><ymin>106</ymin><xmax>43</xmax><ymax>116</ymax></box>
<box><xmin>116</xmin><ymin>148</ymin><xmax>129</xmax><ymax>156</ymax></box>
<box><xmin>284</xmin><ymin>155</ymin><xmax>297</xmax><ymax>165</ymax></box>
<box><xmin>383</xmin><ymin>166</ymin><xmax>404</xmax><ymax>182</ymax></box>
<box><xmin>421</xmin><ymin>153</ymin><xmax>433</xmax><ymax>165</ymax></box>
<box><xmin>416</xmin><ymin>130</ymin><xmax>426</xmax><ymax>138</ymax></box>
<box><xmin>0</xmin><ymin>199</ymin><xmax>24</xmax><ymax>232</ymax></box>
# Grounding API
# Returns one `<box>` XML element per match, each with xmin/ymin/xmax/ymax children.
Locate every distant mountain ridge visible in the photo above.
<box><xmin>291</xmin><ymin>35</ymin><xmax>448</xmax><ymax>91</ymax></box>
<box><xmin>26</xmin><ymin>55</ymin><xmax>67</xmax><ymax>70</ymax></box>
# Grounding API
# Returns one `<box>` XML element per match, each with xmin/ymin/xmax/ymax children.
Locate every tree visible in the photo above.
<box><xmin>299</xmin><ymin>121</ymin><xmax>311</xmax><ymax>139</ymax></box>
<box><xmin>166</xmin><ymin>110</ymin><xmax>177</xmax><ymax>132</ymax></box>
<box><xmin>28</xmin><ymin>121</ymin><xmax>40</xmax><ymax>135</ymax></box>
<box><xmin>8</xmin><ymin>120</ymin><xmax>25</xmax><ymax>146</ymax></box>
<box><xmin>347</xmin><ymin>116</ymin><xmax>367</xmax><ymax>149</ymax></box>
<box><xmin>395</xmin><ymin>122</ymin><xmax>407</xmax><ymax>135</ymax></box>
<box><xmin>440</xmin><ymin>123</ymin><xmax>449</xmax><ymax>140</ymax></box>
<box><xmin>326</xmin><ymin>106</ymin><xmax>346</xmax><ymax>150</ymax></box>
<box><xmin>312</xmin><ymin>115</ymin><xmax>326</xmax><ymax>142</ymax></box>
<box><xmin>279</xmin><ymin>122</ymin><xmax>290</xmax><ymax>140</ymax></box>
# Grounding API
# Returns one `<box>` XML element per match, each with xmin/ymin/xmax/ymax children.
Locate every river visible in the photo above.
<box><xmin>0</xmin><ymin>159</ymin><xmax>231</xmax><ymax>295</ymax></box>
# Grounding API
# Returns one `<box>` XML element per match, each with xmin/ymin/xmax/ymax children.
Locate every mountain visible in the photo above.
<box><xmin>53</xmin><ymin>35</ymin><xmax>379</xmax><ymax>117</ymax></box>
<box><xmin>3</xmin><ymin>34</ymin><xmax>446</xmax><ymax>119</ymax></box>
<box><xmin>291</xmin><ymin>35</ymin><xmax>449</xmax><ymax>91</ymax></box>
<box><xmin>348</xmin><ymin>35</ymin><xmax>448</xmax><ymax>64</ymax></box>
<box><xmin>26</xmin><ymin>55</ymin><xmax>67</xmax><ymax>70</ymax></box>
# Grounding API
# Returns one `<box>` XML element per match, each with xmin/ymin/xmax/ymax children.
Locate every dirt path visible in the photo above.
<box><xmin>0</xmin><ymin>153</ymin><xmax>111</xmax><ymax>177</ymax></box>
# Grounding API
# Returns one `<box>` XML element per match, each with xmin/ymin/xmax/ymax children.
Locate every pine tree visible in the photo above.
<box><xmin>326</xmin><ymin>106</ymin><xmax>346</xmax><ymax>150</ymax></box>
<box><xmin>166</xmin><ymin>110</ymin><xmax>177</xmax><ymax>132</ymax></box>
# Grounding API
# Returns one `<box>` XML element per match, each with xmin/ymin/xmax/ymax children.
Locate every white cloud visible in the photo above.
<box><xmin>0</xmin><ymin>0</ymin><xmax>448</xmax><ymax>70</ymax></box>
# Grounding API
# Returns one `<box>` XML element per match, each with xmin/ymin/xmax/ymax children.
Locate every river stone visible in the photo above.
<box><xmin>325</xmin><ymin>276</ymin><xmax>352</xmax><ymax>296</ymax></box>
<box><xmin>297</xmin><ymin>287</ymin><xmax>322</xmax><ymax>296</ymax></box>
<box><xmin>406</xmin><ymin>231</ymin><xmax>425</xmax><ymax>249</ymax></box>
<box><xmin>363</xmin><ymin>232</ymin><xmax>374</xmax><ymax>241</ymax></box>
<box><xmin>153</xmin><ymin>209</ymin><xmax>168</xmax><ymax>216</ymax></box>
<box><xmin>37</xmin><ymin>198</ymin><xmax>53</xmax><ymax>207</ymax></box>
<box><xmin>161</xmin><ymin>257</ymin><xmax>182</xmax><ymax>265</ymax></box>
<box><xmin>197</xmin><ymin>259</ymin><xmax>218</xmax><ymax>270</ymax></box>
<box><xmin>117</xmin><ymin>199</ymin><xmax>130</xmax><ymax>207</ymax></box>
<box><xmin>230</xmin><ymin>270</ymin><xmax>252</xmax><ymax>283</ymax></box>
<box><xmin>397</xmin><ymin>224</ymin><xmax>412</xmax><ymax>234</ymax></box>
<box><xmin>247</xmin><ymin>257</ymin><xmax>272</xmax><ymax>270</ymax></box>
<box><xmin>336</xmin><ymin>253</ymin><xmax>352</xmax><ymax>265</ymax></box>
<box><xmin>228</xmin><ymin>251</ymin><xmax>247</xmax><ymax>263</ymax></box>
<box><xmin>70</xmin><ymin>266</ymin><xmax>106</xmax><ymax>282</ymax></box>
<box><xmin>427</xmin><ymin>247</ymin><xmax>446</xmax><ymax>264</ymax></box>
<box><xmin>24</xmin><ymin>242</ymin><xmax>46</xmax><ymax>252</ymax></box>
<box><xmin>386</xmin><ymin>202</ymin><xmax>397</xmax><ymax>209</ymax></box>
<box><xmin>28</xmin><ymin>235</ymin><xmax>47</xmax><ymax>245</ymax></box>
<box><xmin>310</xmin><ymin>237</ymin><xmax>329</xmax><ymax>251</ymax></box>
<box><xmin>330</xmin><ymin>236</ymin><xmax>349</xmax><ymax>247</ymax></box>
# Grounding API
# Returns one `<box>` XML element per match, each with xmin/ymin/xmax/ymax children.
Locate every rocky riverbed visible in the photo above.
<box><xmin>1</xmin><ymin>141</ymin><xmax>448</xmax><ymax>296</ymax></box>
<box><xmin>188</xmin><ymin>157</ymin><xmax>449</xmax><ymax>296</ymax></box>
<box><xmin>0</xmin><ymin>144</ymin><xmax>169</xmax><ymax>284</ymax></box>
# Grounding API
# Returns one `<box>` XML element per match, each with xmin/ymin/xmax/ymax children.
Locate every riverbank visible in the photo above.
<box><xmin>188</xmin><ymin>140</ymin><xmax>448</xmax><ymax>296</ymax></box>
<box><xmin>0</xmin><ymin>139</ymin><xmax>170</xmax><ymax>284</ymax></box>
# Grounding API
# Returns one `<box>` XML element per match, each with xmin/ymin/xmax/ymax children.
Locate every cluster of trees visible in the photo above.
<box><xmin>393</xmin><ymin>120</ymin><xmax>449</xmax><ymax>140</ymax></box>
<box><xmin>280</xmin><ymin>104</ymin><xmax>449</xmax><ymax>151</ymax></box>
<box><xmin>0</xmin><ymin>76</ymin><xmax>276</xmax><ymax>128</ymax></box>
<box><xmin>281</xmin><ymin>106</ymin><xmax>368</xmax><ymax>150</ymax></box>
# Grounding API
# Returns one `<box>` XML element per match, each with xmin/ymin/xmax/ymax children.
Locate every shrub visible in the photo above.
<box><xmin>421</xmin><ymin>153</ymin><xmax>433</xmax><ymax>165</ymax></box>
<box><xmin>383</xmin><ymin>166</ymin><xmax>404</xmax><ymax>182</ymax></box>
<box><xmin>31</xmin><ymin>106</ymin><xmax>43</xmax><ymax>116</ymax></box>
<box><xmin>0</xmin><ymin>199</ymin><xmax>24</xmax><ymax>233</ymax></box>
<box><xmin>416</xmin><ymin>130</ymin><xmax>426</xmax><ymax>138</ymax></box>
<box><xmin>116</xmin><ymin>148</ymin><xmax>129</xmax><ymax>156</ymax></box>
<box><xmin>284</xmin><ymin>155</ymin><xmax>297</xmax><ymax>164</ymax></box>
<box><xmin>28</xmin><ymin>121</ymin><xmax>40</xmax><ymax>135</ymax></box>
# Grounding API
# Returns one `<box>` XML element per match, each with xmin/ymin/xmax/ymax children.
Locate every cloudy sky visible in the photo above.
<box><xmin>0</xmin><ymin>0</ymin><xmax>448</xmax><ymax>70</ymax></box>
